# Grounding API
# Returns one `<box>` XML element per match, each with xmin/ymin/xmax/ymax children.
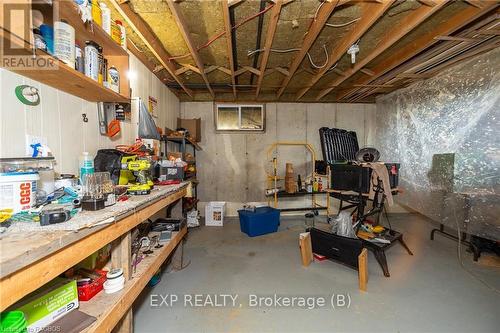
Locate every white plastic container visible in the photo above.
<box><xmin>0</xmin><ymin>172</ymin><xmax>39</xmax><ymax>213</ymax></box>
<box><xmin>205</xmin><ymin>202</ymin><xmax>226</xmax><ymax>227</ymax></box>
<box><xmin>100</xmin><ymin>2</ymin><xmax>111</xmax><ymax>35</ymax></box>
<box><xmin>54</xmin><ymin>20</ymin><xmax>75</xmax><ymax>68</ymax></box>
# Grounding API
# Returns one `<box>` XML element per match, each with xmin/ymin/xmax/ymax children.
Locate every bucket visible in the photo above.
<box><xmin>0</xmin><ymin>172</ymin><xmax>39</xmax><ymax>213</ymax></box>
<box><xmin>0</xmin><ymin>311</ymin><xmax>28</xmax><ymax>333</ymax></box>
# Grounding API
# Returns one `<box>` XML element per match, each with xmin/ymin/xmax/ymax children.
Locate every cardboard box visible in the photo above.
<box><xmin>12</xmin><ymin>278</ymin><xmax>79</xmax><ymax>333</ymax></box>
<box><xmin>177</xmin><ymin>118</ymin><xmax>201</xmax><ymax>142</ymax></box>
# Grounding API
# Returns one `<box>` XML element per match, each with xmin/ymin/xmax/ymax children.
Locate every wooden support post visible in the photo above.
<box><xmin>358</xmin><ymin>248</ymin><xmax>368</xmax><ymax>292</ymax></box>
<box><xmin>113</xmin><ymin>309</ymin><xmax>133</xmax><ymax>333</ymax></box>
<box><xmin>171</xmin><ymin>240</ymin><xmax>185</xmax><ymax>271</ymax></box>
<box><xmin>111</xmin><ymin>233</ymin><xmax>132</xmax><ymax>279</ymax></box>
<box><xmin>111</xmin><ymin>232</ymin><xmax>132</xmax><ymax>332</ymax></box>
<box><xmin>299</xmin><ymin>232</ymin><xmax>313</xmax><ymax>267</ymax></box>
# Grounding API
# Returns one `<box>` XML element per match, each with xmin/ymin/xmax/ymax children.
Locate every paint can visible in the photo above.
<box><xmin>108</xmin><ymin>66</ymin><xmax>120</xmax><ymax>93</ymax></box>
<box><xmin>84</xmin><ymin>40</ymin><xmax>100</xmax><ymax>81</ymax></box>
<box><xmin>0</xmin><ymin>172</ymin><xmax>39</xmax><ymax>213</ymax></box>
<box><xmin>54</xmin><ymin>20</ymin><xmax>75</xmax><ymax>68</ymax></box>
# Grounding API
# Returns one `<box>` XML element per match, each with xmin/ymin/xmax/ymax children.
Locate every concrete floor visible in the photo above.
<box><xmin>133</xmin><ymin>214</ymin><xmax>500</xmax><ymax>333</ymax></box>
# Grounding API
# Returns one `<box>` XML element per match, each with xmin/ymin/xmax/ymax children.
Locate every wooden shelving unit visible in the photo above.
<box><xmin>79</xmin><ymin>227</ymin><xmax>187</xmax><ymax>333</ymax></box>
<box><xmin>0</xmin><ymin>0</ymin><xmax>130</xmax><ymax>102</ymax></box>
<box><xmin>162</xmin><ymin>134</ymin><xmax>202</xmax><ymax>214</ymax></box>
<box><xmin>0</xmin><ymin>185</ymin><xmax>188</xmax><ymax>333</ymax></box>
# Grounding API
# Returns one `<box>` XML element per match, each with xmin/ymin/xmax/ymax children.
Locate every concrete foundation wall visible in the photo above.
<box><xmin>180</xmin><ymin>102</ymin><xmax>380</xmax><ymax>216</ymax></box>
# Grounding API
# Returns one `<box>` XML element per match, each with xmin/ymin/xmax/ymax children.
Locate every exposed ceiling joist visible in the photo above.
<box><xmin>108</xmin><ymin>0</ymin><xmax>193</xmax><ymax>97</ymax></box>
<box><xmin>316</xmin><ymin>1</ymin><xmax>445</xmax><ymax>101</ymax></box>
<box><xmin>255</xmin><ymin>0</ymin><xmax>283</xmax><ymax>98</ymax></box>
<box><xmin>276</xmin><ymin>0</ymin><xmax>349</xmax><ymax>99</ymax></box>
<box><xmin>295</xmin><ymin>0</ymin><xmax>395</xmax><ymax>101</ymax></box>
<box><xmin>336</xmin><ymin>2</ymin><xmax>498</xmax><ymax>102</ymax></box>
<box><xmin>222</xmin><ymin>0</ymin><xmax>237</xmax><ymax>97</ymax></box>
<box><xmin>167</xmin><ymin>0</ymin><xmax>215</xmax><ymax>97</ymax></box>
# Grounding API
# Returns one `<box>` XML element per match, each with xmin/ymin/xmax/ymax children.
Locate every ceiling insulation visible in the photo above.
<box><xmin>104</xmin><ymin>0</ymin><xmax>499</xmax><ymax>102</ymax></box>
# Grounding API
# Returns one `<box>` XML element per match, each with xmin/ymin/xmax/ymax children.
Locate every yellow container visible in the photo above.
<box><xmin>111</xmin><ymin>22</ymin><xmax>121</xmax><ymax>44</ymax></box>
<box><xmin>92</xmin><ymin>1</ymin><xmax>102</xmax><ymax>27</ymax></box>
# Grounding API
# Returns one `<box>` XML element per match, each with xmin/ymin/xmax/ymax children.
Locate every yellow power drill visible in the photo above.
<box><xmin>125</xmin><ymin>159</ymin><xmax>154</xmax><ymax>195</ymax></box>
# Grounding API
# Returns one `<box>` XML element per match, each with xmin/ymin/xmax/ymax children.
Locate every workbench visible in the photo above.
<box><xmin>0</xmin><ymin>183</ymin><xmax>189</xmax><ymax>332</ymax></box>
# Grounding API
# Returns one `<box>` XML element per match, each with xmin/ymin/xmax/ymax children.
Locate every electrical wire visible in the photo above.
<box><xmin>167</xmin><ymin>3</ymin><xmax>275</xmax><ymax>61</ymax></box>
<box><xmin>325</xmin><ymin>18</ymin><xmax>360</xmax><ymax>28</ymax></box>
<box><xmin>306</xmin><ymin>44</ymin><xmax>329</xmax><ymax>69</ymax></box>
<box><xmin>248</xmin><ymin>45</ymin><xmax>329</xmax><ymax>69</ymax></box>
<box><xmin>313</xmin><ymin>0</ymin><xmax>326</xmax><ymax>22</ymax></box>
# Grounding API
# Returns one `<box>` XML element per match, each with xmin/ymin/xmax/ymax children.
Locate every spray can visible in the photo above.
<box><xmin>108</xmin><ymin>66</ymin><xmax>120</xmax><ymax>93</ymax></box>
<box><xmin>84</xmin><ymin>41</ymin><xmax>99</xmax><ymax>81</ymax></box>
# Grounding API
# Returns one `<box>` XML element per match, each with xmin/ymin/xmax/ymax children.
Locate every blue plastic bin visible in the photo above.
<box><xmin>238</xmin><ymin>207</ymin><xmax>280</xmax><ymax>237</ymax></box>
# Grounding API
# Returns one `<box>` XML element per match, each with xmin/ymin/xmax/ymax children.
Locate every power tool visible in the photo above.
<box><xmin>124</xmin><ymin>159</ymin><xmax>154</xmax><ymax>195</ymax></box>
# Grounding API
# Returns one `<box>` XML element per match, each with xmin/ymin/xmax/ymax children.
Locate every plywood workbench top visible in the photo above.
<box><xmin>0</xmin><ymin>183</ymin><xmax>188</xmax><ymax>279</ymax></box>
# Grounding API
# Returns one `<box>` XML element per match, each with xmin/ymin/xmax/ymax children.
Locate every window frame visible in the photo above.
<box><xmin>214</xmin><ymin>103</ymin><xmax>266</xmax><ymax>132</ymax></box>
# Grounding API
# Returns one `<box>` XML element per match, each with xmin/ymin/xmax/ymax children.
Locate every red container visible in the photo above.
<box><xmin>77</xmin><ymin>270</ymin><xmax>107</xmax><ymax>301</ymax></box>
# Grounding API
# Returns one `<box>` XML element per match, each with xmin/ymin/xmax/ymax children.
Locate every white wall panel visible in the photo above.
<box><xmin>0</xmin><ymin>53</ymin><xmax>180</xmax><ymax>175</ymax></box>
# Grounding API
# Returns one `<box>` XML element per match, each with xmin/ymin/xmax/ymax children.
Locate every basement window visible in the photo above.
<box><xmin>215</xmin><ymin>104</ymin><xmax>265</xmax><ymax>131</ymax></box>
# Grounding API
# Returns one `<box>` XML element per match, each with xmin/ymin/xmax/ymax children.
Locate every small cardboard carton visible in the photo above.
<box><xmin>177</xmin><ymin>118</ymin><xmax>201</xmax><ymax>142</ymax></box>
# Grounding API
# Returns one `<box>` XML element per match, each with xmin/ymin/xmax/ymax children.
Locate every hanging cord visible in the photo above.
<box><xmin>168</xmin><ymin>3</ymin><xmax>275</xmax><ymax>61</ymax></box>
<box><xmin>325</xmin><ymin>17</ymin><xmax>360</xmax><ymax>28</ymax></box>
<box><xmin>248</xmin><ymin>45</ymin><xmax>329</xmax><ymax>69</ymax></box>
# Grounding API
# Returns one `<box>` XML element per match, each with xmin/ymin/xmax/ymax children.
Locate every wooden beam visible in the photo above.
<box><xmin>108</xmin><ymin>0</ymin><xmax>192</xmax><ymax>97</ymax></box>
<box><xmin>418</xmin><ymin>0</ymin><xmax>437</xmax><ymax>6</ymax></box>
<box><xmin>276</xmin><ymin>0</ymin><xmax>349</xmax><ymax>98</ymax></box>
<box><xmin>336</xmin><ymin>2</ymin><xmax>498</xmax><ymax>101</ymax></box>
<box><xmin>360</xmin><ymin>68</ymin><xmax>376</xmax><ymax>76</ymax></box>
<box><xmin>167</xmin><ymin>0</ymin><xmax>215</xmax><ymax>97</ymax></box>
<box><xmin>315</xmin><ymin>1</ymin><xmax>445</xmax><ymax>101</ymax></box>
<box><xmin>255</xmin><ymin>0</ymin><xmax>283</xmax><ymax>98</ymax></box>
<box><xmin>295</xmin><ymin>0</ymin><xmax>394</xmax><ymax>101</ymax></box>
<box><xmin>222</xmin><ymin>0</ymin><xmax>237</xmax><ymax>97</ymax></box>
<box><xmin>243</xmin><ymin>66</ymin><xmax>262</xmax><ymax>76</ymax></box>
<box><xmin>434</xmin><ymin>35</ymin><xmax>480</xmax><ymax>42</ymax></box>
<box><xmin>217</xmin><ymin>66</ymin><xmax>233</xmax><ymax>75</ymax></box>
<box><xmin>275</xmin><ymin>66</ymin><xmax>290</xmax><ymax>76</ymax></box>
<box><xmin>465</xmin><ymin>0</ymin><xmax>485</xmax><ymax>8</ymax></box>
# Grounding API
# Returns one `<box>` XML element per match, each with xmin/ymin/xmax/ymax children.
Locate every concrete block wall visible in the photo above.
<box><xmin>0</xmin><ymin>53</ymin><xmax>180</xmax><ymax>174</ymax></box>
<box><xmin>180</xmin><ymin>102</ymin><xmax>378</xmax><ymax>216</ymax></box>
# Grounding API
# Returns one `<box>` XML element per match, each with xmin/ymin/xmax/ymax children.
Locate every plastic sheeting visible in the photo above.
<box><xmin>375</xmin><ymin>48</ymin><xmax>500</xmax><ymax>241</ymax></box>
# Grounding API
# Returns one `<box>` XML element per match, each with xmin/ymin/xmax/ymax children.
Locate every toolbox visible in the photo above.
<box><xmin>77</xmin><ymin>270</ymin><xmax>107</xmax><ymax>301</ymax></box>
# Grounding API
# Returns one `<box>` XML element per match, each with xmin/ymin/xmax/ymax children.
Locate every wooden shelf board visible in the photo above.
<box><xmin>58</xmin><ymin>1</ymin><xmax>128</xmax><ymax>58</ymax></box>
<box><xmin>0</xmin><ymin>187</ymin><xmax>187</xmax><ymax>311</ymax></box>
<box><xmin>79</xmin><ymin>227</ymin><xmax>187</xmax><ymax>333</ymax></box>
<box><xmin>0</xmin><ymin>1</ymin><xmax>130</xmax><ymax>103</ymax></box>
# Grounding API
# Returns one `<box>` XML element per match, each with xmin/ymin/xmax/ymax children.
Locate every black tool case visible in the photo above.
<box><xmin>319</xmin><ymin>127</ymin><xmax>399</xmax><ymax>193</ymax></box>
